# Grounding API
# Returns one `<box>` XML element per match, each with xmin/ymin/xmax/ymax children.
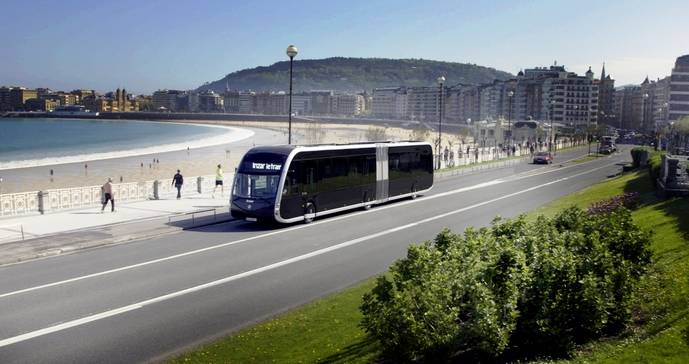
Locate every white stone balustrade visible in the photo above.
<box><xmin>0</xmin><ymin>174</ymin><xmax>231</xmax><ymax>217</ymax></box>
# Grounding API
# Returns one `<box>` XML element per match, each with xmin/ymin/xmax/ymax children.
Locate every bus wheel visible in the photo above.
<box><xmin>304</xmin><ymin>203</ymin><xmax>316</xmax><ymax>224</ymax></box>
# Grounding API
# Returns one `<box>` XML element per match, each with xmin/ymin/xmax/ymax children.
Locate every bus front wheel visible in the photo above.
<box><xmin>304</xmin><ymin>203</ymin><xmax>316</xmax><ymax>224</ymax></box>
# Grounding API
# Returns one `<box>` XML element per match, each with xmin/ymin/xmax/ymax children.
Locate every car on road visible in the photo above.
<box><xmin>598</xmin><ymin>144</ymin><xmax>615</xmax><ymax>154</ymax></box>
<box><xmin>533</xmin><ymin>151</ymin><xmax>553</xmax><ymax>164</ymax></box>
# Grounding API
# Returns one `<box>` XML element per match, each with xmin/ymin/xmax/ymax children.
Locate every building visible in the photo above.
<box><xmin>597</xmin><ymin>64</ymin><xmax>616</xmax><ymax>127</ymax></box>
<box><xmin>152</xmin><ymin>90</ymin><xmax>185</xmax><ymax>112</ymax></box>
<box><xmin>639</xmin><ymin>76</ymin><xmax>672</xmax><ymax>131</ymax></box>
<box><xmin>372</xmin><ymin>87</ymin><xmax>407</xmax><ymax>119</ymax></box>
<box><xmin>290</xmin><ymin>93</ymin><xmax>312</xmax><ymax>115</ymax></box>
<box><xmin>407</xmin><ymin>86</ymin><xmax>442</xmax><ymax>121</ymax></box>
<box><xmin>223</xmin><ymin>91</ymin><xmax>240</xmax><ymax>113</ymax></box>
<box><xmin>332</xmin><ymin>94</ymin><xmax>364</xmax><ymax>115</ymax></box>
<box><xmin>198</xmin><ymin>90</ymin><xmax>224</xmax><ymax>112</ymax></box>
<box><xmin>0</xmin><ymin>86</ymin><xmax>11</xmax><ymax>112</ymax></box>
<box><xmin>669</xmin><ymin>54</ymin><xmax>689</xmax><ymax>122</ymax></box>
<box><xmin>9</xmin><ymin>87</ymin><xmax>38</xmax><ymax>110</ymax></box>
<box><xmin>541</xmin><ymin>65</ymin><xmax>598</xmax><ymax>132</ymax></box>
<box><xmin>24</xmin><ymin>98</ymin><xmax>59</xmax><ymax>112</ymax></box>
<box><xmin>615</xmin><ymin>86</ymin><xmax>643</xmax><ymax>130</ymax></box>
<box><xmin>310</xmin><ymin>91</ymin><xmax>334</xmax><ymax>115</ymax></box>
<box><xmin>445</xmin><ymin>84</ymin><xmax>480</xmax><ymax>124</ymax></box>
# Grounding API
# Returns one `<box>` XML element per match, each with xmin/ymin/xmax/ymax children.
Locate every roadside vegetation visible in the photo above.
<box><xmin>171</xmin><ymin>155</ymin><xmax>689</xmax><ymax>364</ymax></box>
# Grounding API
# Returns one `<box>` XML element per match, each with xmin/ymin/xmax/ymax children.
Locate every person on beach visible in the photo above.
<box><xmin>172</xmin><ymin>170</ymin><xmax>184</xmax><ymax>199</ymax></box>
<box><xmin>213</xmin><ymin>164</ymin><xmax>224</xmax><ymax>198</ymax></box>
<box><xmin>101</xmin><ymin>178</ymin><xmax>115</xmax><ymax>212</ymax></box>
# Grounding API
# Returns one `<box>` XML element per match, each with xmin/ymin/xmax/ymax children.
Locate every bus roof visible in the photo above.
<box><xmin>244</xmin><ymin>141</ymin><xmax>430</xmax><ymax>157</ymax></box>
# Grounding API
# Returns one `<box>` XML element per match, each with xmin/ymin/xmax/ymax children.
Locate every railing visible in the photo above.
<box><xmin>0</xmin><ymin>174</ymin><xmax>232</xmax><ymax>217</ymax></box>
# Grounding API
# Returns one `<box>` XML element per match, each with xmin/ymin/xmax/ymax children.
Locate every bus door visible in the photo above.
<box><xmin>280</xmin><ymin>160</ymin><xmax>303</xmax><ymax>219</ymax></box>
<box><xmin>376</xmin><ymin>144</ymin><xmax>389</xmax><ymax>202</ymax></box>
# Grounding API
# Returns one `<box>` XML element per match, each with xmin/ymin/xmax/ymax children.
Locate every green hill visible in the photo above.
<box><xmin>199</xmin><ymin>57</ymin><xmax>512</xmax><ymax>93</ymax></box>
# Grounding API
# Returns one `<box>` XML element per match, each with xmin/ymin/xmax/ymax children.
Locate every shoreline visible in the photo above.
<box><xmin>0</xmin><ymin>121</ymin><xmax>254</xmax><ymax>171</ymax></box>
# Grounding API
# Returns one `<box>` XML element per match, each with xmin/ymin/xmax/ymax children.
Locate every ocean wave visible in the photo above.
<box><xmin>0</xmin><ymin>124</ymin><xmax>254</xmax><ymax>171</ymax></box>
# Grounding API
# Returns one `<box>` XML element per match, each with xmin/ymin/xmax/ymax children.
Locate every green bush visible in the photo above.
<box><xmin>648</xmin><ymin>150</ymin><xmax>664</xmax><ymax>184</ymax></box>
<box><xmin>513</xmin><ymin>208</ymin><xmax>652</xmax><ymax>355</ymax></box>
<box><xmin>630</xmin><ymin>147</ymin><xmax>649</xmax><ymax>168</ymax></box>
<box><xmin>361</xmin><ymin>208</ymin><xmax>652</xmax><ymax>361</ymax></box>
<box><xmin>360</xmin><ymin>228</ymin><xmax>528</xmax><ymax>361</ymax></box>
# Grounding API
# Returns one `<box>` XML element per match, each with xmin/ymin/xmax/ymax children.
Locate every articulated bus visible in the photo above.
<box><xmin>230</xmin><ymin>141</ymin><xmax>433</xmax><ymax>223</ymax></box>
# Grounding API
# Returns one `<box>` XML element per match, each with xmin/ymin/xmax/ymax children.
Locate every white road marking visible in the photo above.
<box><xmin>0</xmin><ymin>161</ymin><xmax>619</xmax><ymax>348</ymax></box>
<box><xmin>0</xmin><ymin>153</ymin><xmax>624</xmax><ymax>300</ymax></box>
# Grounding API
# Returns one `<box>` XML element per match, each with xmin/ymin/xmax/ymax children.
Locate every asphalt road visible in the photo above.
<box><xmin>0</xmin><ymin>146</ymin><xmax>632</xmax><ymax>363</ymax></box>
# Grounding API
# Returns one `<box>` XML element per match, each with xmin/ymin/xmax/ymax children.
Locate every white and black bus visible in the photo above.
<box><xmin>230</xmin><ymin>141</ymin><xmax>433</xmax><ymax>223</ymax></box>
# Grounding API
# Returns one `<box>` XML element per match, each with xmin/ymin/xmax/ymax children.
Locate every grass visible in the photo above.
<box><xmin>530</xmin><ymin>168</ymin><xmax>689</xmax><ymax>364</ymax></box>
<box><xmin>170</xmin><ymin>167</ymin><xmax>689</xmax><ymax>364</ymax></box>
<box><xmin>170</xmin><ymin>279</ymin><xmax>381</xmax><ymax>364</ymax></box>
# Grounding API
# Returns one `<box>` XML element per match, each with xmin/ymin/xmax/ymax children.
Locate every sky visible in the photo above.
<box><xmin>1</xmin><ymin>0</ymin><xmax>687</xmax><ymax>94</ymax></box>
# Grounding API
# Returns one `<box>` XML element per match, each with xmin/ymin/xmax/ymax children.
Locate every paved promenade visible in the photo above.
<box><xmin>0</xmin><ymin>191</ymin><xmax>231</xmax><ymax>265</ymax></box>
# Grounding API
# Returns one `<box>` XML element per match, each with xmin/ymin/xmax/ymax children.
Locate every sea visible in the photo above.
<box><xmin>0</xmin><ymin>118</ymin><xmax>234</xmax><ymax>170</ymax></box>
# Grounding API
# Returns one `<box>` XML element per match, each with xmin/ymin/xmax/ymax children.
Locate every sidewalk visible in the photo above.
<box><xmin>0</xmin><ymin>191</ymin><xmax>232</xmax><ymax>265</ymax></box>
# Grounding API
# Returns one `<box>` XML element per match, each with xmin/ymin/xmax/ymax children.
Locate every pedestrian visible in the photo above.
<box><xmin>213</xmin><ymin>164</ymin><xmax>224</xmax><ymax>198</ymax></box>
<box><xmin>449</xmin><ymin>150</ymin><xmax>455</xmax><ymax>167</ymax></box>
<box><xmin>101</xmin><ymin>178</ymin><xmax>115</xmax><ymax>213</ymax></box>
<box><xmin>140</xmin><ymin>162</ymin><xmax>144</xmax><ymax>168</ymax></box>
<box><xmin>172</xmin><ymin>169</ymin><xmax>184</xmax><ymax>199</ymax></box>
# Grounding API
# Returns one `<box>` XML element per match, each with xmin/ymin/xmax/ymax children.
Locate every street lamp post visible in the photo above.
<box><xmin>507</xmin><ymin>90</ymin><xmax>514</xmax><ymax>148</ymax></box>
<box><xmin>437</xmin><ymin>76</ymin><xmax>445</xmax><ymax>169</ymax></box>
<box><xmin>286</xmin><ymin>45</ymin><xmax>298</xmax><ymax>144</ymax></box>
<box><xmin>549</xmin><ymin>100</ymin><xmax>556</xmax><ymax>153</ymax></box>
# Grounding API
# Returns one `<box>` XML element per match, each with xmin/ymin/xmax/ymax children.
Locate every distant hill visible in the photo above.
<box><xmin>198</xmin><ymin>57</ymin><xmax>512</xmax><ymax>93</ymax></box>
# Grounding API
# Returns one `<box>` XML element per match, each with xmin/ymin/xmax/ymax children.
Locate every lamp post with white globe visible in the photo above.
<box><xmin>286</xmin><ymin>45</ymin><xmax>298</xmax><ymax>144</ymax></box>
<box><xmin>437</xmin><ymin>76</ymin><xmax>445</xmax><ymax>169</ymax></box>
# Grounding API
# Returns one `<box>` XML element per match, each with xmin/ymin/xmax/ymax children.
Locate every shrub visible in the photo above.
<box><xmin>360</xmin><ymin>228</ymin><xmax>528</xmax><ymax>361</ymax></box>
<box><xmin>361</xmin><ymin>208</ymin><xmax>652</xmax><ymax>361</ymax></box>
<box><xmin>648</xmin><ymin>150</ymin><xmax>665</xmax><ymax>184</ymax></box>
<box><xmin>630</xmin><ymin>147</ymin><xmax>649</xmax><ymax>168</ymax></box>
<box><xmin>513</xmin><ymin>207</ymin><xmax>652</xmax><ymax>355</ymax></box>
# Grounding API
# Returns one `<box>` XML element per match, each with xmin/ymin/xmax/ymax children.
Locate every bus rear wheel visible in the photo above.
<box><xmin>304</xmin><ymin>203</ymin><xmax>316</xmax><ymax>224</ymax></box>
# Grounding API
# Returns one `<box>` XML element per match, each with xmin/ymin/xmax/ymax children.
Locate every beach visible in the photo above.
<box><xmin>0</xmin><ymin>119</ymin><xmax>443</xmax><ymax>194</ymax></box>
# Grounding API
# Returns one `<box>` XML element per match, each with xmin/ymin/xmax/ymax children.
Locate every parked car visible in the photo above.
<box><xmin>533</xmin><ymin>151</ymin><xmax>553</xmax><ymax>164</ymax></box>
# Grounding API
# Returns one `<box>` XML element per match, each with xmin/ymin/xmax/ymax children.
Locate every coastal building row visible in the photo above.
<box><xmin>0</xmin><ymin>86</ymin><xmax>143</xmax><ymax>113</ymax></box>
<box><xmin>150</xmin><ymin>89</ymin><xmax>368</xmax><ymax>116</ymax></box>
<box><xmin>371</xmin><ymin>62</ymin><xmax>601</xmax><ymax>133</ymax></box>
<box><xmin>611</xmin><ymin>54</ymin><xmax>689</xmax><ymax>132</ymax></box>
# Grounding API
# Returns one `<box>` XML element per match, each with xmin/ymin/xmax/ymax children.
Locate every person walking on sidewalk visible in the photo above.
<box><xmin>101</xmin><ymin>178</ymin><xmax>115</xmax><ymax>213</ymax></box>
<box><xmin>172</xmin><ymin>170</ymin><xmax>184</xmax><ymax>199</ymax></box>
<box><xmin>213</xmin><ymin>164</ymin><xmax>224</xmax><ymax>198</ymax></box>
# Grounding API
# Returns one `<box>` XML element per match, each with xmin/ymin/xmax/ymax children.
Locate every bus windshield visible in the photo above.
<box><xmin>233</xmin><ymin>173</ymin><xmax>281</xmax><ymax>199</ymax></box>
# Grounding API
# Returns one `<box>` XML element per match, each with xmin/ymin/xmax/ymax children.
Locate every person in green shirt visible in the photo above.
<box><xmin>213</xmin><ymin>164</ymin><xmax>224</xmax><ymax>198</ymax></box>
